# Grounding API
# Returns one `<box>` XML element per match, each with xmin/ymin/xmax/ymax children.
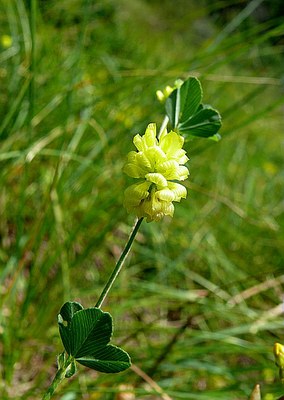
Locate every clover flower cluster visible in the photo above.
<box><xmin>123</xmin><ymin>123</ymin><xmax>189</xmax><ymax>222</ymax></box>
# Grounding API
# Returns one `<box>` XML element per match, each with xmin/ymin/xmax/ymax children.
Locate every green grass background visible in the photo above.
<box><xmin>0</xmin><ymin>0</ymin><xmax>283</xmax><ymax>399</ymax></box>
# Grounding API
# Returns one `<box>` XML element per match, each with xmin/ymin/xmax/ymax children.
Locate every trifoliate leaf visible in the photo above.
<box><xmin>165</xmin><ymin>77</ymin><xmax>222</xmax><ymax>140</ymax></box>
<box><xmin>58</xmin><ymin>302</ymin><xmax>131</xmax><ymax>374</ymax></box>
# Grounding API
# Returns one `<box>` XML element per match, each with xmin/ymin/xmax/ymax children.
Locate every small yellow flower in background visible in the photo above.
<box><xmin>273</xmin><ymin>342</ymin><xmax>284</xmax><ymax>381</ymax></box>
<box><xmin>263</xmin><ymin>161</ymin><xmax>278</xmax><ymax>176</ymax></box>
<box><xmin>1</xmin><ymin>35</ymin><xmax>12</xmax><ymax>48</ymax></box>
<box><xmin>123</xmin><ymin>123</ymin><xmax>189</xmax><ymax>222</ymax></box>
<box><xmin>274</xmin><ymin>343</ymin><xmax>284</xmax><ymax>367</ymax></box>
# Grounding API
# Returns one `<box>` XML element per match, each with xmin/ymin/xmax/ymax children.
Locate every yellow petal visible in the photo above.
<box><xmin>176</xmin><ymin>165</ymin><xmax>189</xmax><ymax>181</ymax></box>
<box><xmin>133</xmin><ymin>134</ymin><xmax>145</xmax><ymax>152</ymax></box>
<box><xmin>159</xmin><ymin>131</ymin><xmax>184</xmax><ymax>156</ymax></box>
<box><xmin>144</xmin><ymin>123</ymin><xmax>157</xmax><ymax>147</ymax></box>
<box><xmin>161</xmin><ymin>201</ymin><xmax>174</xmax><ymax>217</ymax></box>
<box><xmin>168</xmin><ymin>182</ymin><xmax>187</xmax><ymax>200</ymax></box>
<box><xmin>144</xmin><ymin>146</ymin><xmax>167</xmax><ymax>165</ymax></box>
<box><xmin>156</xmin><ymin>188</ymin><xmax>175</xmax><ymax>202</ymax></box>
<box><xmin>145</xmin><ymin>172</ymin><xmax>168</xmax><ymax>187</ymax></box>
<box><xmin>157</xmin><ymin>160</ymin><xmax>180</xmax><ymax>180</ymax></box>
<box><xmin>173</xmin><ymin>149</ymin><xmax>189</xmax><ymax>164</ymax></box>
<box><xmin>124</xmin><ymin>182</ymin><xmax>151</xmax><ymax>209</ymax></box>
<box><xmin>123</xmin><ymin>163</ymin><xmax>146</xmax><ymax>178</ymax></box>
<box><xmin>135</xmin><ymin>152</ymin><xmax>152</xmax><ymax>171</ymax></box>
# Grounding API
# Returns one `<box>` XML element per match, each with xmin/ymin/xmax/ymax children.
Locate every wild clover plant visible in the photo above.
<box><xmin>42</xmin><ymin>76</ymin><xmax>222</xmax><ymax>399</ymax></box>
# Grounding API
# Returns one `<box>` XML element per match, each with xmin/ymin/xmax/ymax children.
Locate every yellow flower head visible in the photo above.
<box><xmin>123</xmin><ymin>123</ymin><xmax>189</xmax><ymax>222</ymax></box>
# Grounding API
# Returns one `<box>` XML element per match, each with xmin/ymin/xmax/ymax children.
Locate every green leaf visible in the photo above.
<box><xmin>58</xmin><ymin>302</ymin><xmax>131</xmax><ymax>374</ymax></box>
<box><xmin>59</xmin><ymin>301</ymin><xmax>83</xmax><ymax>324</ymax></box>
<box><xmin>179</xmin><ymin>105</ymin><xmax>222</xmax><ymax>138</ymax></box>
<box><xmin>179</xmin><ymin>77</ymin><xmax>203</xmax><ymax>123</ymax></box>
<box><xmin>70</xmin><ymin>308</ymin><xmax>111</xmax><ymax>357</ymax></box>
<box><xmin>165</xmin><ymin>89</ymin><xmax>177</xmax><ymax>127</ymax></box>
<box><xmin>58</xmin><ymin>301</ymin><xmax>83</xmax><ymax>354</ymax></box>
<box><xmin>77</xmin><ymin>345</ymin><xmax>131</xmax><ymax>373</ymax></box>
<box><xmin>165</xmin><ymin>77</ymin><xmax>202</xmax><ymax>128</ymax></box>
<box><xmin>165</xmin><ymin>77</ymin><xmax>222</xmax><ymax>140</ymax></box>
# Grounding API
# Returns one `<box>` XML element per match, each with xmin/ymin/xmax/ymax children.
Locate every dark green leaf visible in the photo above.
<box><xmin>59</xmin><ymin>301</ymin><xmax>83</xmax><ymax>324</ymax></box>
<box><xmin>70</xmin><ymin>308</ymin><xmax>112</xmax><ymax>358</ymax></box>
<box><xmin>165</xmin><ymin>89</ymin><xmax>177</xmax><ymax>127</ymax></box>
<box><xmin>165</xmin><ymin>77</ymin><xmax>202</xmax><ymax>128</ymax></box>
<box><xmin>58</xmin><ymin>302</ymin><xmax>131</xmax><ymax>374</ymax></box>
<box><xmin>179</xmin><ymin>77</ymin><xmax>203</xmax><ymax>123</ymax></box>
<box><xmin>179</xmin><ymin>105</ymin><xmax>222</xmax><ymax>138</ymax></box>
<box><xmin>77</xmin><ymin>344</ymin><xmax>131</xmax><ymax>373</ymax></box>
<box><xmin>58</xmin><ymin>302</ymin><xmax>84</xmax><ymax>354</ymax></box>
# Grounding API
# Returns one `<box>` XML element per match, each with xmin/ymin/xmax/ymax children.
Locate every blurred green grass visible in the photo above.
<box><xmin>0</xmin><ymin>0</ymin><xmax>283</xmax><ymax>399</ymax></box>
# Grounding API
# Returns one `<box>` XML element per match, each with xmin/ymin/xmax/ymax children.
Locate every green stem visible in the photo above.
<box><xmin>158</xmin><ymin>115</ymin><xmax>169</xmax><ymax>139</ymax></box>
<box><xmin>95</xmin><ymin>217</ymin><xmax>144</xmax><ymax>308</ymax></box>
<box><xmin>42</xmin><ymin>355</ymin><xmax>72</xmax><ymax>400</ymax></box>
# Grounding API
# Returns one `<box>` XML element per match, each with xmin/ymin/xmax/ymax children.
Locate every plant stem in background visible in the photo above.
<box><xmin>29</xmin><ymin>0</ymin><xmax>36</xmax><ymax>135</ymax></box>
<box><xmin>95</xmin><ymin>218</ymin><xmax>144</xmax><ymax>309</ymax></box>
<box><xmin>146</xmin><ymin>315</ymin><xmax>193</xmax><ymax>377</ymax></box>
